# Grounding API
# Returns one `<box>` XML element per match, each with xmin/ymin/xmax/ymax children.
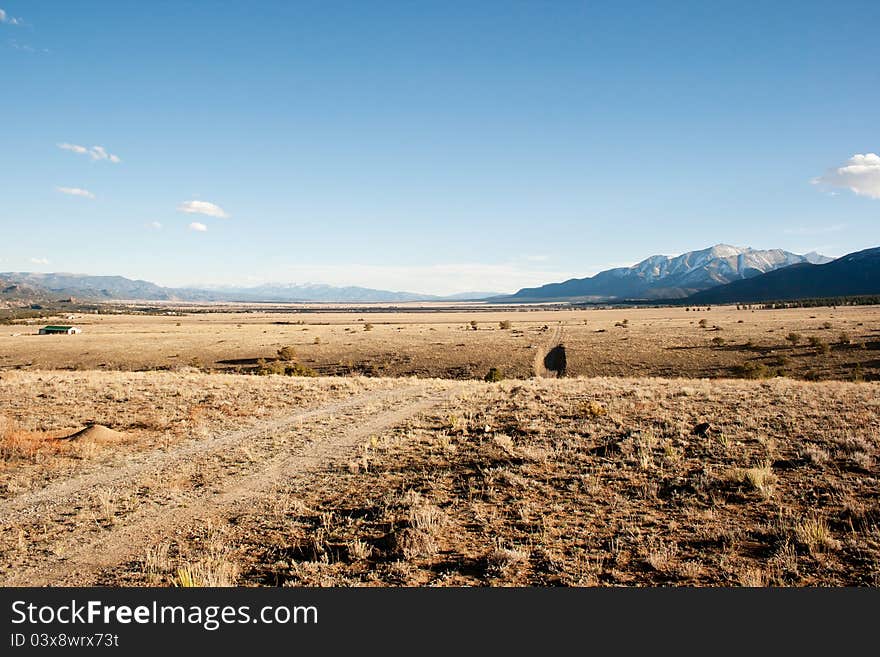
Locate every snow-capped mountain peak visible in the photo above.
<box><xmin>509</xmin><ymin>244</ymin><xmax>833</xmax><ymax>301</ymax></box>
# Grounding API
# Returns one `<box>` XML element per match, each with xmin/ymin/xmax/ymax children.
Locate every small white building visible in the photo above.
<box><xmin>39</xmin><ymin>325</ymin><xmax>82</xmax><ymax>335</ymax></box>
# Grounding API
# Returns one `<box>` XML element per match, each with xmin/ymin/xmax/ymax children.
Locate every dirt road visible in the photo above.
<box><xmin>0</xmin><ymin>381</ymin><xmax>463</xmax><ymax>586</ymax></box>
<box><xmin>533</xmin><ymin>324</ymin><xmax>566</xmax><ymax>378</ymax></box>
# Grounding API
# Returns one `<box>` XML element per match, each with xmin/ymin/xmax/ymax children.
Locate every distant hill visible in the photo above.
<box><xmin>686</xmin><ymin>246</ymin><xmax>880</xmax><ymax>304</ymax></box>
<box><xmin>206</xmin><ymin>283</ymin><xmax>440</xmax><ymax>303</ymax></box>
<box><xmin>0</xmin><ymin>273</ymin><xmax>491</xmax><ymax>304</ymax></box>
<box><xmin>0</xmin><ymin>272</ymin><xmax>180</xmax><ymax>301</ymax></box>
<box><xmin>0</xmin><ymin>276</ymin><xmax>57</xmax><ymax>309</ymax></box>
<box><xmin>185</xmin><ymin>284</ymin><xmax>498</xmax><ymax>303</ymax></box>
<box><xmin>497</xmin><ymin>245</ymin><xmax>831</xmax><ymax>303</ymax></box>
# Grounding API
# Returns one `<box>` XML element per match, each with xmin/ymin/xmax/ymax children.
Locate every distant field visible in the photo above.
<box><xmin>1</xmin><ymin>304</ymin><xmax>878</xmax><ymax>381</ymax></box>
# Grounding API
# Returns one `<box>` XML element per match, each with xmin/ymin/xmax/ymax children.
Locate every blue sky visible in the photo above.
<box><xmin>2</xmin><ymin>1</ymin><xmax>878</xmax><ymax>294</ymax></box>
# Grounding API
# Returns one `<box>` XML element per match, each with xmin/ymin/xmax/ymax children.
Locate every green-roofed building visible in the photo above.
<box><xmin>39</xmin><ymin>325</ymin><xmax>82</xmax><ymax>335</ymax></box>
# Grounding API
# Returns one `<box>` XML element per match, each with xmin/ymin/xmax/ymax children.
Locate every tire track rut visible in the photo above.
<box><xmin>533</xmin><ymin>324</ymin><xmax>566</xmax><ymax>378</ymax></box>
<box><xmin>0</xmin><ymin>382</ymin><xmax>460</xmax><ymax>586</ymax></box>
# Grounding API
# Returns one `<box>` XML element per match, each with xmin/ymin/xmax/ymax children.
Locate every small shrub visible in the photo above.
<box><xmin>698</xmin><ymin>319</ymin><xmax>708</xmax><ymax>328</ymax></box>
<box><xmin>837</xmin><ymin>332</ymin><xmax>851</xmax><ymax>345</ymax></box>
<box><xmin>173</xmin><ymin>561</ymin><xmax>238</xmax><ymax>587</ymax></box>
<box><xmin>584</xmin><ymin>401</ymin><xmax>607</xmax><ymax>418</ymax></box>
<box><xmin>822</xmin><ymin>321</ymin><xmax>832</xmax><ymax>329</ymax></box>
<box><xmin>285</xmin><ymin>363</ymin><xmax>318</xmax><ymax>377</ymax></box>
<box><xmin>852</xmin><ymin>364</ymin><xmax>864</xmax><ymax>382</ymax></box>
<box><xmin>734</xmin><ymin>460</ymin><xmax>776</xmax><ymax>497</ymax></box>
<box><xmin>711</xmin><ymin>337</ymin><xmax>725</xmax><ymax>347</ymax></box>
<box><xmin>487</xmin><ymin>545</ymin><xmax>530</xmax><ymax>574</ymax></box>
<box><xmin>499</xmin><ymin>320</ymin><xmax>512</xmax><ymax>330</ymax></box>
<box><xmin>801</xmin><ymin>444</ymin><xmax>829</xmax><ymax>467</ymax></box>
<box><xmin>257</xmin><ymin>361</ymin><xmax>317</xmax><ymax>377</ymax></box>
<box><xmin>785</xmin><ymin>332</ymin><xmax>802</xmax><ymax>345</ymax></box>
<box><xmin>734</xmin><ymin>361</ymin><xmax>773</xmax><ymax>379</ymax></box>
<box><xmin>808</xmin><ymin>336</ymin><xmax>829</xmax><ymax>354</ymax></box>
<box><xmin>738</xmin><ymin>567</ymin><xmax>769</xmax><ymax>588</ymax></box>
<box><xmin>277</xmin><ymin>345</ymin><xmax>296</xmax><ymax>361</ymax></box>
<box><xmin>484</xmin><ymin>367</ymin><xmax>503</xmax><ymax>382</ymax></box>
<box><xmin>795</xmin><ymin>516</ymin><xmax>840</xmax><ymax>554</ymax></box>
<box><xmin>395</xmin><ymin>527</ymin><xmax>438</xmax><ymax>560</ymax></box>
<box><xmin>363</xmin><ymin>323</ymin><xmax>374</xmax><ymax>331</ymax></box>
<box><xmin>470</xmin><ymin>321</ymin><xmax>478</xmax><ymax>331</ymax></box>
<box><xmin>347</xmin><ymin>538</ymin><xmax>373</xmax><ymax>561</ymax></box>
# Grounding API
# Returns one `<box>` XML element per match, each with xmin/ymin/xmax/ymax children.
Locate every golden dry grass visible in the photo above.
<box><xmin>3</xmin><ymin>372</ymin><xmax>872</xmax><ymax>586</ymax></box>
<box><xmin>1</xmin><ymin>304</ymin><xmax>877</xmax><ymax>380</ymax></box>
<box><xmin>210</xmin><ymin>376</ymin><xmax>875</xmax><ymax>587</ymax></box>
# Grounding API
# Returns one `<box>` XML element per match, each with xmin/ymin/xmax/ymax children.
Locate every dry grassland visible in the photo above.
<box><xmin>1</xmin><ymin>370</ymin><xmax>878</xmax><ymax>586</ymax></box>
<box><xmin>1</xmin><ymin>305</ymin><xmax>878</xmax><ymax>381</ymax></box>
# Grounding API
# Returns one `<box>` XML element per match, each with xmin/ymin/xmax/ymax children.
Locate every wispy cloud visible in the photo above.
<box><xmin>148</xmin><ymin>221</ymin><xmax>163</xmax><ymax>230</ymax></box>
<box><xmin>189</xmin><ymin>222</ymin><xmax>208</xmax><ymax>232</ymax></box>
<box><xmin>7</xmin><ymin>39</ymin><xmax>46</xmax><ymax>53</ymax></box>
<box><xmin>57</xmin><ymin>142</ymin><xmax>121</xmax><ymax>163</ymax></box>
<box><xmin>783</xmin><ymin>224</ymin><xmax>846</xmax><ymax>236</ymax></box>
<box><xmin>56</xmin><ymin>186</ymin><xmax>95</xmax><ymax>199</ymax></box>
<box><xmin>0</xmin><ymin>9</ymin><xmax>23</xmax><ymax>25</ymax></box>
<box><xmin>29</xmin><ymin>257</ymin><xmax>49</xmax><ymax>265</ymax></box>
<box><xmin>812</xmin><ymin>153</ymin><xmax>880</xmax><ymax>199</ymax></box>
<box><xmin>177</xmin><ymin>200</ymin><xmax>229</xmax><ymax>219</ymax></box>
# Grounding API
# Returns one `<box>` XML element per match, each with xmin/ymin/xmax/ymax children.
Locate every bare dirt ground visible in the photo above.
<box><xmin>0</xmin><ymin>372</ymin><xmax>462</xmax><ymax>585</ymax></box>
<box><xmin>1</xmin><ymin>370</ymin><xmax>878</xmax><ymax>586</ymax></box>
<box><xmin>2</xmin><ymin>304</ymin><xmax>878</xmax><ymax>381</ymax></box>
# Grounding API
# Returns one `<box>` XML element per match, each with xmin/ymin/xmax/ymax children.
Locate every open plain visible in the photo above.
<box><xmin>1</xmin><ymin>304</ymin><xmax>878</xmax><ymax>586</ymax></box>
<box><xmin>2</xmin><ymin>303</ymin><xmax>879</xmax><ymax>380</ymax></box>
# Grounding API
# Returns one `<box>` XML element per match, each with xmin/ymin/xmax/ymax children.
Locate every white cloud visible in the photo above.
<box><xmin>56</xmin><ymin>186</ymin><xmax>95</xmax><ymax>199</ymax></box>
<box><xmin>148</xmin><ymin>221</ymin><xmax>163</xmax><ymax>230</ymax></box>
<box><xmin>177</xmin><ymin>200</ymin><xmax>229</xmax><ymax>219</ymax></box>
<box><xmin>189</xmin><ymin>222</ymin><xmax>208</xmax><ymax>232</ymax></box>
<box><xmin>812</xmin><ymin>153</ymin><xmax>880</xmax><ymax>199</ymax></box>
<box><xmin>29</xmin><ymin>257</ymin><xmax>49</xmax><ymax>265</ymax></box>
<box><xmin>57</xmin><ymin>142</ymin><xmax>122</xmax><ymax>163</ymax></box>
<box><xmin>58</xmin><ymin>143</ymin><xmax>88</xmax><ymax>155</ymax></box>
<box><xmin>0</xmin><ymin>9</ymin><xmax>23</xmax><ymax>25</ymax></box>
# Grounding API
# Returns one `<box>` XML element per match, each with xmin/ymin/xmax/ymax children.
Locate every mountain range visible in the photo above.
<box><xmin>0</xmin><ymin>272</ymin><xmax>494</xmax><ymax>305</ymax></box>
<box><xmin>499</xmin><ymin>245</ymin><xmax>831</xmax><ymax>302</ymax></box>
<box><xmin>687</xmin><ymin>246</ymin><xmax>880</xmax><ymax>304</ymax></box>
<box><xmin>3</xmin><ymin>243</ymin><xmax>878</xmax><ymax>307</ymax></box>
